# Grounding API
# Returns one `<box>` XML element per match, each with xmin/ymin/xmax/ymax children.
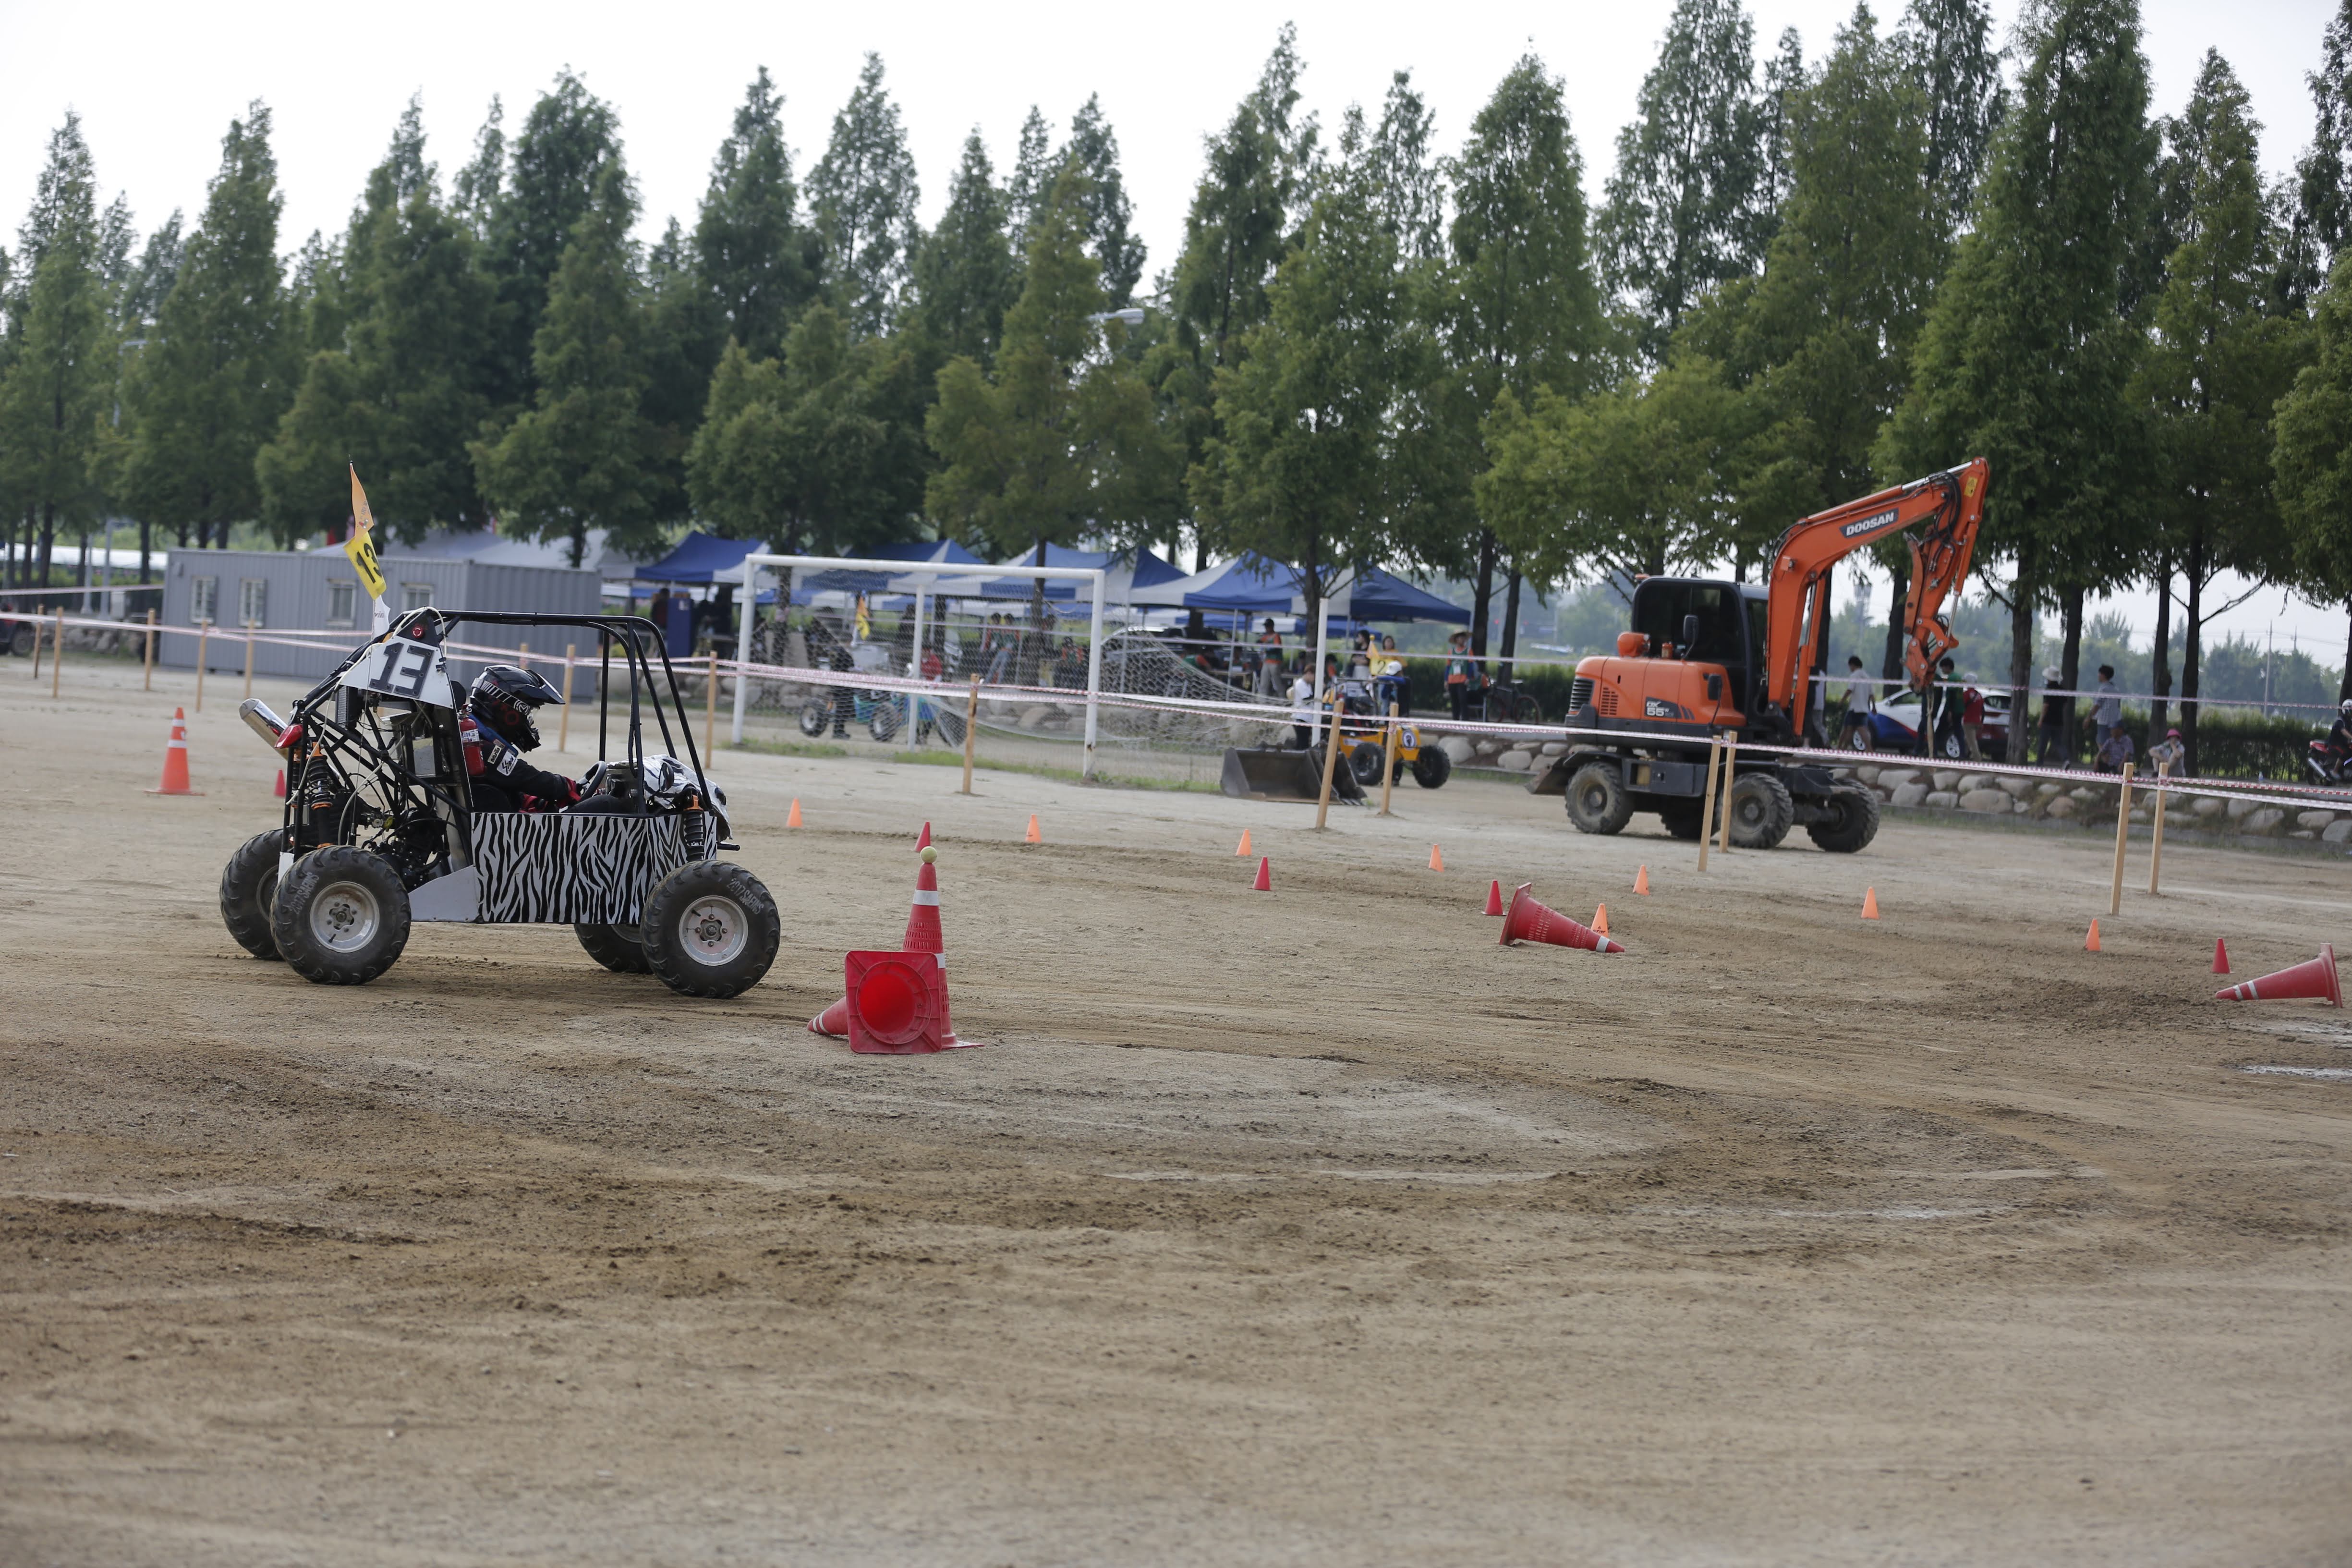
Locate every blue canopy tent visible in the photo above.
<box><xmin>795</xmin><ymin>539</ymin><xmax>985</xmax><ymax>600</ymax></box>
<box><xmin>929</xmin><ymin>543</ymin><xmax>1187</xmax><ymax>605</ymax></box>
<box><xmin>636</xmin><ymin>532</ymin><xmax>772</xmax><ymax>584</ymax></box>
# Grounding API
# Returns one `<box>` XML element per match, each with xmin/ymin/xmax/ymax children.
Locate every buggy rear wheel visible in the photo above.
<box><xmin>219</xmin><ymin>828</ymin><xmax>286</xmax><ymax>960</ymax></box>
<box><xmin>868</xmin><ymin>700</ymin><xmax>900</xmax><ymax>743</ymax></box>
<box><xmin>6</xmin><ymin>621</ymin><xmax>33</xmax><ymax>657</ymax></box>
<box><xmin>798</xmin><ymin>699</ymin><xmax>830</xmax><ymax>738</ymax></box>
<box><xmin>1347</xmin><ymin>740</ymin><xmax>1387</xmax><ymax>786</ymax></box>
<box><xmin>272</xmin><ymin>846</ymin><xmax>411</xmax><ymax>985</ymax></box>
<box><xmin>575</xmin><ymin>922</ymin><xmax>651</xmax><ymax>973</ymax></box>
<box><xmin>1410</xmin><ymin>744</ymin><xmax>1452</xmax><ymax>789</ymax></box>
<box><xmin>641</xmin><ymin>862</ymin><xmax>780</xmax><ymax>999</ymax></box>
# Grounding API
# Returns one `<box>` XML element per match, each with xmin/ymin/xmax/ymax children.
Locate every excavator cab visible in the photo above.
<box><xmin>1629</xmin><ymin>579</ymin><xmax>1769</xmax><ymax>724</ymax></box>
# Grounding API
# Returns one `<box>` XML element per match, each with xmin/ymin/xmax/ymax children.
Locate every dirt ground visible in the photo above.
<box><xmin>3</xmin><ymin>655</ymin><xmax>2350</xmax><ymax>1567</ymax></box>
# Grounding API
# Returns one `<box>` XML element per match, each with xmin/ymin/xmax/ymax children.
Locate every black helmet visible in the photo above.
<box><xmin>468</xmin><ymin>664</ymin><xmax>564</xmax><ymax>751</ymax></box>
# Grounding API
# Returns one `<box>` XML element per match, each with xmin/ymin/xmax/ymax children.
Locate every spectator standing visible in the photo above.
<box><xmin>2036</xmin><ymin>667</ymin><xmax>2067</xmax><ymax>765</ymax></box>
<box><xmin>1444</xmin><ymin>632</ymin><xmax>1478</xmax><ymax>723</ymax></box>
<box><xmin>1839</xmin><ymin>656</ymin><xmax>1875</xmax><ymax>749</ymax></box>
<box><xmin>2092</xmin><ymin>665</ymin><xmax>2122</xmax><ymax>755</ymax></box>
<box><xmin>1288</xmin><ymin>668</ymin><xmax>1318</xmax><ymax>750</ymax></box>
<box><xmin>1932</xmin><ymin>657</ymin><xmax>1965</xmax><ymax>757</ymax></box>
<box><xmin>1960</xmin><ymin>674</ymin><xmax>1987</xmax><ymax>760</ymax></box>
<box><xmin>1257</xmin><ymin>648</ymin><xmax>1287</xmax><ymax>700</ymax></box>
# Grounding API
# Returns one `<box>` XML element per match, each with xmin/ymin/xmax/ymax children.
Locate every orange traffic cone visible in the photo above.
<box><xmin>1499</xmin><ymin>885</ymin><xmax>1624</xmax><ymax>953</ymax></box>
<box><xmin>809</xmin><ymin>997</ymin><xmax>851</xmax><ymax>1037</ymax></box>
<box><xmin>1592</xmin><ymin>903</ymin><xmax>1610</xmax><ymax>936</ymax></box>
<box><xmin>2085</xmin><ymin>920</ymin><xmax>2103</xmax><ymax>952</ymax></box>
<box><xmin>1860</xmin><ymin>887</ymin><xmax>1880</xmax><ymax>921</ymax></box>
<box><xmin>1429</xmin><ymin>844</ymin><xmax>1444</xmax><ymax>872</ymax></box>
<box><xmin>787</xmin><ymin>797</ymin><xmax>803</xmax><ymax>828</ymax></box>
<box><xmin>273</xmin><ymin>767</ymin><xmax>286</xmax><ymax>799</ymax></box>
<box><xmin>915</xmin><ymin>821</ymin><xmax>932</xmax><ymax>851</ymax></box>
<box><xmin>1483</xmin><ymin>879</ymin><xmax>1504</xmax><ymax>916</ymax></box>
<box><xmin>1634</xmin><ymin>865</ymin><xmax>1650</xmax><ymax>895</ymax></box>
<box><xmin>1025</xmin><ymin>814</ymin><xmax>1042</xmax><ymax>844</ymax></box>
<box><xmin>842</xmin><ymin>950</ymin><xmax>954</xmax><ymax>1054</ymax></box>
<box><xmin>2212</xmin><ymin>938</ymin><xmax>2230</xmax><ymax>974</ymax></box>
<box><xmin>2215</xmin><ymin>945</ymin><xmax>2341</xmax><ymax>1007</ymax></box>
<box><xmin>1251</xmin><ymin>856</ymin><xmax>1272</xmax><ymax>892</ymax></box>
<box><xmin>146</xmin><ymin>708</ymin><xmax>200</xmax><ymax>796</ymax></box>
<box><xmin>812</xmin><ymin>847</ymin><xmax>963</xmax><ymax>1045</ymax></box>
<box><xmin>1235</xmin><ymin>828</ymin><xmax>1252</xmax><ymax>856</ymax></box>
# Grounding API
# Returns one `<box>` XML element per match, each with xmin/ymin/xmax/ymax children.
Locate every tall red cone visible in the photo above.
<box><xmin>915</xmin><ymin>821</ymin><xmax>932</xmax><ymax>851</ymax></box>
<box><xmin>2212</xmin><ymin>938</ymin><xmax>2230</xmax><ymax>974</ymax></box>
<box><xmin>2215</xmin><ymin>945</ymin><xmax>2341</xmax><ymax>1007</ymax></box>
<box><xmin>1483</xmin><ymin>878</ymin><xmax>1504</xmax><ymax>916</ymax></box>
<box><xmin>809</xmin><ymin>997</ymin><xmax>851</xmax><ymax>1037</ymax></box>
<box><xmin>273</xmin><ymin>767</ymin><xmax>287</xmax><ymax>799</ymax></box>
<box><xmin>902</xmin><ymin>846</ymin><xmax>944</xmax><ymax>953</ymax></box>
<box><xmin>1499</xmin><ymin>884</ymin><xmax>1624</xmax><ymax>953</ymax></box>
<box><xmin>146</xmin><ymin>707</ymin><xmax>200</xmax><ymax>795</ymax></box>
<box><xmin>1251</xmin><ymin>856</ymin><xmax>1272</xmax><ymax>892</ymax></box>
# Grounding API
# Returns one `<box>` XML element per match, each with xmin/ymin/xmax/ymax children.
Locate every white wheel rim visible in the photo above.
<box><xmin>310</xmin><ymin>879</ymin><xmax>381</xmax><ymax>951</ymax></box>
<box><xmin>679</xmin><ymin>895</ymin><xmax>747</xmax><ymax>965</ymax></box>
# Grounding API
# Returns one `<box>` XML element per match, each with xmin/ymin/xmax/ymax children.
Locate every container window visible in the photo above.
<box><xmin>326</xmin><ymin>580</ymin><xmax>356</xmax><ymax>628</ymax></box>
<box><xmin>238</xmin><ymin>578</ymin><xmax>267</xmax><ymax>628</ymax></box>
<box><xmin>191</xmin><ymin>577</ymin><xmax>218</xmax><ymax>625</ymax></box>
<box><xmin>401</xmin><ymin>583</ymin><xmax>434</xmax><ymax>613</ymax></box>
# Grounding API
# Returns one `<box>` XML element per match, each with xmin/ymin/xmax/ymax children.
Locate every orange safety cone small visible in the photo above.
<box><xmin>2085</xmin><ymin>919</ymin><xmax>2103</xmax><ymax>952</ymax></box>
<box><xmin>787</xmin><ymin>798</ymin><xmax>804</xmax><ymax>828</ymax></box>
<box><xmin>1499</xmin><ymin>885</ymin><xmax>1624</xmax><ymax>953</ymax></box>
<box><xmin>2212</xmin><ymin>938</ymin><xmax>2231</xmax><ymax>974</ymax></box>
<box><xmin>1860</xmin><ymin>887</ymin><xmax>1880</xmax><ymax>921</ymax></box>
<box><xmin>1236</xmin><ymin>828</ymin><xmax>1252</xmax><ymax>857</ymax></box>
<box><xmin>915</xmin><ymin>821</ymin><xmax>932</xmax><ymax>851</ymax></box>
<box><xmin>1025</xmin><ymin>814</ymin><xmax>1042</xmax><ymax>844</ymax></box>
<box><xmin>1634</xmin><ymin>865</ymin><xmax>1650</xmax><ymax>895</ymax></box>
<box><xmin>2215</xmin><ymin>945</ymin><xmax>2341</xmax><ymax>1006</ymax></box>
<box><xmin>1483</xmin><ymin>879</ymin><xmax>1504</xmax><ymax>917</ymax></box>
<box><xmin>145</xmin><ymin>707</ymin><xmax>201</xmax><ymax>796</ymax></box>
<box><xmin>1429</xmin><ymin>844</ymin><xmax>1444</xmax><ymax>872</ymax></box>
<box><xmin>1592</xmin><ymin>903</ymin><xmax>1609</xmax><ymax>936</ymax></box>
<box><xmin>273</xmin><ymin>767</ymin><xmax>286</xmax><ymax>799</ymax></box>
<box><xmin>1251</xmin><ymin>856</ymin><xmax>1273</xmax><ymax>892</ymax></box>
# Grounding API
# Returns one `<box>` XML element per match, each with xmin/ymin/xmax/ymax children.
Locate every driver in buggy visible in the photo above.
<box><xmin>461</xmin><ymin>665</ymin><xmax>584</xmax><ymax>812</ymax></box>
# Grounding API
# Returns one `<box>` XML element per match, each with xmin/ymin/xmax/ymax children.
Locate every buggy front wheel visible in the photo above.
<box><xmin>640</xmin><ymin>862</ymin><xmax>781</xmax><ymax>999</ymax></box>
<box><xmin>272</xmin><ymin>847</ymin><xmax>411</xmax><ymax>985</ymax></box>
<box><xmin>868</xmin><ymin>700</ymin><xmax>900</xmax><ymax>743</ymax></box>
<box><xmin>798</xmin><ymin>699</ymin><xmax>831</xmax><ymax>738</ymax></box>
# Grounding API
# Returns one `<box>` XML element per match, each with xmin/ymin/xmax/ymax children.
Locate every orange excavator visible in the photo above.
<box><xmin>1534</xmin><ymin>459</ymin><xmax>1989</xmax><ymax>852</ymax></box>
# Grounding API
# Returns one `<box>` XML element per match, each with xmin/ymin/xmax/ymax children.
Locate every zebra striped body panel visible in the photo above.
<box><xmin>471</xmin><ymin>814</ymin><xmax>695</xmax><ymax>924</ymax></box>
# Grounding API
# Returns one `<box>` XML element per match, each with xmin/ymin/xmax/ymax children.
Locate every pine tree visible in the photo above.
<box><xmin>473</xmin><ymin>163</ymin><xmax>658</xmax><ymax>566</ymax></box>
<box><xmin>1006</xmin><ymin>107</ymin><xmax>1054</xmax><ymax>246</ymax></box>
<box><xmin>121</xmin><ymin>102</ymin><xmax>292</xmax><ymax>552</ymax></box>
<box><xmin>1756</xmin><ymin>27</ymin><xmax>1808</xmax><ymax>229</ymax></box>
<box><xmin>927</xmin><ymin>169</ymin><xmax>1176</xmax><ymax>574</ymax></box>
<box><xmin>2279</xmin><ymin>0</ymin><xmax>2352</xmax><ymax>312</ymax></box>
<box><xmin>909</xmin><ymin>130</ymin><xmax>1017</xmax><ymax>365</ymax></box>
<box><xmin>2276</xmin><ymin>253</ymin><xmax>2352</xmax><ymax>700</ymax></box>
<box><xmin>0</xmin><ymin>118</ymin><xmax>108</xmax><ymax>587</ymax></box>
<box><xmin>809</xmin><ymin>53</ymin><xmax>921</xmax><ymax>337</ymax></box>
<box><xmin>452</xmin><ymin>97</ymin><xmax>505</xmax><ymax>243</ymax></box>
<box><xmin>1062</xmin><ymin>95</ymin><xmax>1146</xmax><ymax>307</ymax></box>
<box><xmin>1446</xmin><ymin>55</ymin><xmax>1605</xmax><ymax>666</ymax></box>
<box><xmin>1194</xmin><ymin>140</ymin><xmax>1421</xmax><ymax>628</ymax></box>
<box><xmin>481</xmin><ymin>72</ymin><xmax>621</xmax><ymax>413</ymax></box>
<box><xmin>122</xmin><ymin>211</ymin><xmax>182</xmax><ymax>331</ymax></box>
<box><xmin>640</xmin><ymin>216</ymin><xmax>721</xmax><ymax>524</ymax></box>
<box><xmin>1365</xmin><ymin>71</ymin><xmax>1444</xmax><ymax>263</ymax></box>
<box><xmin>1173</xmin><ymin>25</ymin><xmax>1319</xmax><ymax>371</ymax></box>
<box><xmin>1878</xmin><ymin>0</ymin><xmax>2156</xmax><ymax>762</ymax></box>
<box><xmin>1600</xmin><ymin>0</ymin><xmax>1773</xmax><ymax>360</ymax></box>
<box><xmin>696</xmin><ymin>68</ymin><xmax>820</xmax><ymax>361</ymax></box>
<box><xmin>1900</xmin><ymin>0</ymin><xmax>2006</xmax><ymax>237</ymax></box>
<box><xmin>2137</xmin><ymin>51</ymin><xmax>2312</xmax><ymax>771</ymax></box>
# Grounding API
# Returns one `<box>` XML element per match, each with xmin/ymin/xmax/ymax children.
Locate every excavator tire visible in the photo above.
<box><xmin>1805</xmin><ymin>785</ymin><xmax>1880</xmax><ymax>853</ymax></box>
<box><xmin>1565</xmin><ymin>761</ymin><xmax>1634</xmax><ymax>836</ymax></box>
<box><xmin>1726</xmin><ymin>772</ymin><xmax>1794</xmax><ymax>849</ymax></box>
<box><xmin>1658</xmin><ymin>801</ymin><xmax>1706</xmax><ymax>840</ymax></box>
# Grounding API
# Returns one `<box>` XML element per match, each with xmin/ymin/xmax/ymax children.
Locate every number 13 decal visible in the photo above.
<box><xmin>368</xmin><ymin>640</ymin><xmax>437</xmax><ymax>698</ymax></box>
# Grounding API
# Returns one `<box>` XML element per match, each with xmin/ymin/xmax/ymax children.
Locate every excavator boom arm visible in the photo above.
<box><xmin>1759</xmin><ymin>458</ymin><xmax>1989</xmax><ymax>717</ymax></box>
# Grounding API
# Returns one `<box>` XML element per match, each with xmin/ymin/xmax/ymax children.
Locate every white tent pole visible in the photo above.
<box><xmin>1083</xmin><ymin>568</ymin><xmax>1105</xmax><ymax>778</ymax></box>
<box><xmin>731</xmin><ymin>560</ymin><xmax>758</xmax><ymax>746</ymax></box>
<box><xmin>1311</xmin><ymin>571</ymin><xmax>1332</xmax><ymax>744</ymax></box>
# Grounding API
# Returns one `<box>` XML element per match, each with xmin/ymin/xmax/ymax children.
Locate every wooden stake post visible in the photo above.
<box><xmin>242</xmin><ymin>620</ymin><xmax>256</xmax><ymax>701</ymax></box>
<box><xmin>1378</xmin><ymin>702</ymin><xmax>1400</xmax><ymax>817</ymax></box>
<box><xmin>705</xmin><ymin>651</ymin><xmax>718</xmax><ymax>760</ymax></box>
<box><xmin>2147</xmin><ymin>760</ymin><xmax>2170</xmax><ymax>896</ymax></box>
<box><xmin>960</xmin><ymin>675</ymin><xmax>980</xmax><ymax>794</ymax></box>
<box><xmin>557</xmin><ymin>644</ymin><xmax>576</xmax><ymax>752</ymax></box>
<box><xmin>194</xmin><ymin>620</ymin><xmax>208</xmax><ymax>711</ymax></box>
<box><xmin>1697</xmin><ymin>736</ymin><xmax>1723</xmax><ymax>872</ymax></box>
<box><xmin>26</xmin><ymin>615</ymin><xmax>40</xmax><ymax>682</ymax></box>
<box><xmin>143</xmin><ymin>609</ymin><xmax>157</xmax><ymax>691</ymax></box>
<box><xmin>51</xmin><ymin>608</ymin><xmax>64</xmax><ymax>698</ymax></box>
<box><xmin>1716</xmin><ymin>730</ymin><xmax>1737</xmax><ymax>854</ymax></box>
<box><xmin>2109</xmin><ymin>763</ymin><xmax>2135</xmax><ymax>916</ymax></box>
<box><xmin>1313</xmin><ymin>689</ymin><xmax>1344</xmax><ymax>830</ymax></box>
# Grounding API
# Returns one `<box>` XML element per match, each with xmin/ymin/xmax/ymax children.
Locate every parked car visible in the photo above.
<box><xmin>1847</xmin><ymin>686</ymin><xmax>2011</xmax><ymax>761</ymax></box>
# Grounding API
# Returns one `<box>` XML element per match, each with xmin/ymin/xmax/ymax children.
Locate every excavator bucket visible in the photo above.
<box><xmin>1527</xmin><ymin>755</ymin><xmax>1573</xmax><ymax>795</ymax></box>
<box><xmin>1220</xmin><ymin>746</ymin><xmax>1365</xmax><ymax>803</ymax></box>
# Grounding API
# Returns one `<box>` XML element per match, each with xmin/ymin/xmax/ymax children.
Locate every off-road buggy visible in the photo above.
<box><xmin>218</xmin><ymin>609</ymin><xmax>780</xmax><ymax>998</ymax></box>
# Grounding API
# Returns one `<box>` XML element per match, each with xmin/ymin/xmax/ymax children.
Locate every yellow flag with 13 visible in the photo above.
<box><xmin>344</xmin><ymin>464</ymin><xmax>387</xmax><ymax>603</ymax></box>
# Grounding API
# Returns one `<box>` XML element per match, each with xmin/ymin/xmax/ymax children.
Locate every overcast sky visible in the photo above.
<box><xmin>0</xmin><ymin>0</ymin><xmax>2339</xmax><ymax>654</ymax></box>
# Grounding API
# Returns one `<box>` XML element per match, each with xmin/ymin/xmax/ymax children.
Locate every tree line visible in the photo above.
<box><xmin>3</xmin><ymin>0</ymin><xmax>2351</xmax><ymax>770</ymax></box>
